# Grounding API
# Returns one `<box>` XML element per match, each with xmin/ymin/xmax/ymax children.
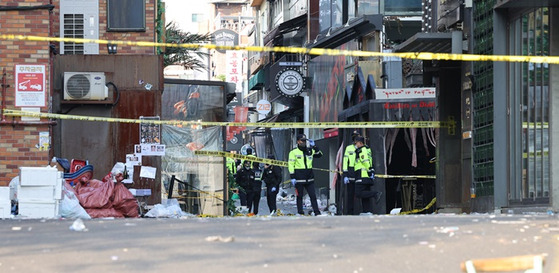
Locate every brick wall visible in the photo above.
<box><xmin>51</xmin><ymin>0</ymin><xmax>158</xmax><ymax>55</ymax></box>
<box><xmin>0</xmin><ymin>0</ymin><xmax>159</xmax><ymax>185</ymax></box>
<box><xmin>0</xmin><ymin>0</ymin><xmax>52</xmax><ymax>186</ymax></box>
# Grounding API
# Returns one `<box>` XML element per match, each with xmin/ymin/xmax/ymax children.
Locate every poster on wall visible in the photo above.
<box><xmin>15</xmin><ymin>64</ymin><xmax>46</xmax><ymax>107</ymax></box>
<box><xmin>139</xmin><ymin>116</ymin><xmax>161</xmax><ymax>144</ymax></box>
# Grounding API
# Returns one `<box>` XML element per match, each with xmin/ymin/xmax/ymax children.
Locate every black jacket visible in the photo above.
<box><xmin>236</xmin><ymin>167</ymin><xmax>261</xmax><ymax>193</ymax></box>
<box><xmin>262</xmin><ymin>165</ymin><xmax>282</xmax><ymax>188</ymax></box>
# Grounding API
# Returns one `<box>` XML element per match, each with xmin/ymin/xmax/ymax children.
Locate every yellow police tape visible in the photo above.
<box><xmin>398</xmin><ymin>197</ymin><xmax>437</xmax><ymax>215</ymax></box>
<box><xmin>195</xmin><ymin>150</ymin><xmax>436</xmax><ymax>179</ymax></box>
<box><xmin>1</xmin><ymin>34</ymin><xmax>559</xmax><ymax>64</ymax></box>
<box><xmin>3</xmin><ymin>109</ymin><xmax>451</xmax><ymax>129</ymax></box>
<box><xmin>195</xmin><ymin>150</ymin><xmax>340</xmax><ymax>175</ymax></box>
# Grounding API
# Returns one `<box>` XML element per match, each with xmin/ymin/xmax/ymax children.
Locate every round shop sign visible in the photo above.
<box><xmin>256</xmin><ymin>99</ymin><xmax>271</xmax><ymax>115</ymax></box>
<box><xmin>275</xmin><ymin>68</ymin><xmax>305</xmax><ymax>98</ymax></box>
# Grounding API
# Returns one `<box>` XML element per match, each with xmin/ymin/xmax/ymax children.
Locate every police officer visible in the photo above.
<box><xmin>288</xmin><ymin>133</ymin><xmax>323</xmax><ymax>216</ymax></box>
<box><xmin>342</xmin><ymin>130</ymin><xmax>361</xmax><ymax>215</ymax></box>
<box><xmin>237</xmin><ymin>147</ymin><xmax>256</xmax><ymax>207</ymax></box>
<box><xmin>354</xmin><ymin>136</ymin><xmax>382</xmax><ymax>213</ymax></box>
<box><xmin>262</xmin><ymin>155</ymin><xmax>282</xmax><ymax>214</ymax></box>
<box><xmin>236</xmin><ymin>160</ymin><xmax>261</xmax><ymax>214</ymax></box>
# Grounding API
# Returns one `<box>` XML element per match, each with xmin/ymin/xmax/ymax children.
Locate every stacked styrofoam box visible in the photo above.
<box><xmin>0</xmin><ymin>187</ymin><xmax>11</xmax><ymax>219</ymax></box>
<box><xmin>18</xmin><ymin>167</ymin><xmax>63</xmax><ymax>219</ymax></box>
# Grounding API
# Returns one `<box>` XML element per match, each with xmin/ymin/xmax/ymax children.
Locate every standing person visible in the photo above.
<box><xmin>236</xmin><ymin>160</ymin><xmax>261</xmax><ymax>214</ymax></box>
<box><xmin>353</xmin><ymin>136</ymin><xmax>382</xmax><ymax>213</ymax></box>
<box><xmin>288</xmin><ymin>133</ymin><xmax>323</xmax><ymax>216</ymax></box>
<box><xmin>342</xmin><ymin>130</ymin><xmax>361</xmax><ymax>215</ymax></box>
<box><xmin>237</xmin><ymin>148</ymin><xmax>255</xmax><ymax>207</ymax></box>
<box><xmin>262</xmin><ymin>155</ymin><xmax>282</xmax><ymax>214</ymax></box>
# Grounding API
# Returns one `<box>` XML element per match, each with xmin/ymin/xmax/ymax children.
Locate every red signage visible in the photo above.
<box><xmin>15</xmin><ymin>64</ymin><xmax>46</xmax><ymax>107</ymax></box>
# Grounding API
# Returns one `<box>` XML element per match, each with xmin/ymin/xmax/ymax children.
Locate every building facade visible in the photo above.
<box><xmin>245</xmin><ymin>0</ymin><xmax>559</xmax><ymax>214</ymax></box>
<box><xmin>0</xmin><ymin>0</ymin><xmax>164</xmax><ymax>202</ymax></box>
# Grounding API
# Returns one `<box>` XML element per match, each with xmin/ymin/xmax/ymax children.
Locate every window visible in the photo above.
<box><xmin>107</xmin><ymin>0</ymin><xmax>146</xmax><ymax>31</ymax></box>
<box><xmin>383</xmin><ymin>0</ymin><xmax>421</xmax><ymax>16</ymax></box>
<box><xmin>508</xmin><ymin>8</ymin><xmax>550</xmax><ymax>201</ymax></box>
<box><xmin>192</xmin><ymin>13</ymin><xmax>205</xmax><ymax>23</ymax></box>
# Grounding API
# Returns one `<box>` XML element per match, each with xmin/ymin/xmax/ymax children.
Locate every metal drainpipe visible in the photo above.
<box><xmin>1</xmin><ymin>68</ymin><xmax>6</xmax><ymax>122</ymax></box>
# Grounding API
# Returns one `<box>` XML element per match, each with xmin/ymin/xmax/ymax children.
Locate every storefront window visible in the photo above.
<box><xmin>509</xmin><ymin>8</ymin><xmax>549</xmax><ymax>201</ymax></box>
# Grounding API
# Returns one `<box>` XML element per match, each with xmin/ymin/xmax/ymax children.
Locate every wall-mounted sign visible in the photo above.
<box><xmin>275</xmin><ymin>68</ymin><xmax>305</xmax><ymax>98</ymax></box>
<box><xmin>279</xmin><ymin>61</ymin><xmax>302</xmax><ymax>66</ymax></box>
<box><xmin>375</xmin><ymin>88</ymin><xmax>436</xmax><ymax>100</ymax></box>
<box><xmin>226</xmin><ymin>50</ymin><xmax>243</xmax><ymax>92</ymax></box>
<box><xmin>212</xmin><ymin>29</ymin><xmax>238</xmax><ymax>54</ymax></box>
<box><xmin>15</xmin><ymin>64</ymin><xmax>46</xmax><ymax>107</ymax></box>
<box><xmin>256</xmin><ymin>99</ymin><xmax>271</xmax><ymax>115</ymax></box>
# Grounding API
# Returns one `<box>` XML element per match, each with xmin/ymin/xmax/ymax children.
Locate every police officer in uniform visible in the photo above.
<box><xmin>262</xmin><ymin>155</ymin><xmax>282</xmax><ymax>214</ymax></box>
<box><xmin>237</xmin><ymin>147</ymin><xmax>256</xmax><ymax>207</ymax></box>
<box><xmin>354</xmin><ymin>136</ymin><xmax>382</xmax><ymax>213</ymax></box>
<box><xmin>288</xmin><ymin>134</ymin><xmax>323</xmax><ymax>216</ymax></box>
<box><xmin>342</xmin><ymin>131</ymin><xmax>361</xmax><ymax>215</ymax></box>
<box><xmin>236</xmin><ymin>160</ymin><xmax>261</xmax><ymax>214</ymax></box>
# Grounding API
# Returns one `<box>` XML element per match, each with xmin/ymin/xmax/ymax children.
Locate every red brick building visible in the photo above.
<box><xmin>0</xmin><ymin>0</ymin><xmax>163</xmax><ymax>187</ymax></box>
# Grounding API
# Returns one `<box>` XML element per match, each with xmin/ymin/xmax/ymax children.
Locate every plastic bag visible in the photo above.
<box><xmin>60</xmin><ymin>186</ymin><xmax>91</xmax><ymax>219</ymax></box>
<box><xmin>145</xmin><ymin>199</ymin><xmax>188</xmax><ymax>218</ymax></box>
<box><xmin>112</xmin><ymin>183</ymin><xmax>139</xmax><ymax>218</ymax></box>
<box><xmin>75</xmin><ymin>179</ymin><xmax>114</xmax><ymax>209</ymax></box>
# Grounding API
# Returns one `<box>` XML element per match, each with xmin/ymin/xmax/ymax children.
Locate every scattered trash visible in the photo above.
<box><xmin>390</xmin><ymin>208</ymin><xmax>402</xmax><ymax>215</ymax></box>
<box><xmin>144</xmin><ymin>199</ymin><xmax>191</xmax><ymax>218</ymax></box>
<box><xmin>111</xmin><ymin>256</ymin><xmax>119</xmax><ymax>261</ymax></box>
<box><xmin>11</xmin><ymin>226</ymin><xmax>21</xmax><ymax>231</ymax></box>
<box><xmin>436</xmin><ymin>226</ymin><xmax>459</xmax><ymax>237</ymax></box>
<box><xmin>69</xmin><ymin>218</ymin><xmax>88</xmax><ymax>232</ymax></box>
<box><xmin>205</xmin><ymin>236</ymin><xmax>235</xmax><ymax>243</ymax></box>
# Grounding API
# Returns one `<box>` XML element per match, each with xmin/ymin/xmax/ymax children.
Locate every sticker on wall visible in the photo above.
<box><xmin>38</xmin><ymin>131</ymin><xmax>49</xmax><ymax>151</ymax></box>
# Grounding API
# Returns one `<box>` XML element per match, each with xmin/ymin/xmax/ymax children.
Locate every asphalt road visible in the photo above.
<box><xmin>1</xmin><ymin>213</ymin><xmax>557</xmax><ymax>273</ymax></box>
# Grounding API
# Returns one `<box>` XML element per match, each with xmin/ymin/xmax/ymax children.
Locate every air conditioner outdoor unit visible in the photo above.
<box><xmin>63</xmin><ymin>72</ymin><xmax>108</xmax><ymax>100</ymax></box>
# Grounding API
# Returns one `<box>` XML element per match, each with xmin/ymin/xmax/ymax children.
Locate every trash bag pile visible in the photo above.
<box><xmin>58</xmin><ymin>159</ymin><xmax>138</xmax><ymax>219</ymax></box>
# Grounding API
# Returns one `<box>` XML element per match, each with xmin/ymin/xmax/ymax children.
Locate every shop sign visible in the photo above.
<box><xmin>275</xmin><ymin>68</ymin><xmax>305</xmax><ymax>98</ymax></box>
<box><xmin>256</xmin><ymin>99</ymin><xmax>271</xmax><ymax>115</ymax></box>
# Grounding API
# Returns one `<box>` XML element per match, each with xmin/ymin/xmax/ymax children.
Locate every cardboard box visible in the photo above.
<box><xmin>18</xmin><ymin>201</ymin><xmax>59</xmax><ymax>219</ymax></box>
<box><xmin>19</xmin><ymin>167</ymin><xmax>62</xmax><ymax>186</ymax></box>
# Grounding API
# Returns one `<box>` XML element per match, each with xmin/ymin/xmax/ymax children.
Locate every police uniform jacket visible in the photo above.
<box><xmin>354</xmin><ymin>146</ymin><xmax>374</xmax><ymax>184</ymax></box>
<box><xmin>343</xmin><ymin>144</ymin><xmax>357</xmax><ymax>181</ymax></box>
<box><xmin>236</xmin><ymin>167</ymin><xmax>258</xmax><ymax>192</ymax></box>
<box><xmin>288</xmin><ymin>146</ymin><xmax>323</xmax><ymax>183</ymax></box>
<box><xmin>262</xmin><ymin>165</ymin><xmax>282</xmax><ymax>188</ymax></box>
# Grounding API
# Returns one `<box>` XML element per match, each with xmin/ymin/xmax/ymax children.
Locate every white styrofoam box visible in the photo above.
<box><xmin>0</xmin><ymin>187</ymin><xmax>9</xmax><ymax>201</ymax></box>
<box><xmin>18</xmin><ymin>201</ymin><xmax>59</xmax><ymax>219</ymax></box>
<box><xmin>0</xmin><ymin>200</ymin><xmax>11</xmax><ymax>218</ymax></box>
<box><xmin>19</xmin><ymin>167</ymin><xmax>62</xmax><ymax>186</ymax></box>
<box><xmin>17</xmin><ymin>186</ymin><xmax>57</xmax><ymax>202</ymax></box>
<box><xmin>53</xmin><ymin>178</ymin><xmax>63</xmax><ymax>200</ymax></box>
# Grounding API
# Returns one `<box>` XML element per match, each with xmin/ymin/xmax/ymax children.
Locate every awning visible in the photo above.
<box><xmin>264</xmin><ymin>13</ymin><xmax>307</xmax><ymax>46</ymax></box>
<box><xmin>248</xmin><ymin>69</ymin><xmax>265</xmax><ymax>90</ymax></box>
<box><xmin>394</xmin><ymin>32</ymin><xmax>453</xmax><ymax>53</ymax></box>
<box><xmin>309</xmin><ymin>14</ymin><xmax>383</xmax><ymax>52</ymax></box>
